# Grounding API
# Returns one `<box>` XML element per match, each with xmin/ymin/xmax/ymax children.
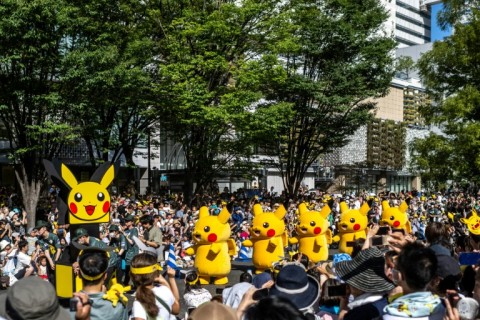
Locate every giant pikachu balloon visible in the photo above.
<box><xmin>289</xmin><ymin>203</ymin><xmax>332</xmax><ymax>263</ymax></box>
<box><xmin>332</xmin><ymin>202</ymin><xmax>369</xmax><ymax>255</ymax></box>
<box><xmin>242</xmin><ymin>204</ymin><xmax>288</xmax><ymax>273</ymax></box>
<box><xmin>185</xmin><ymin>206</ymin><xmax>236</xmax><ymax>285</ymax></box>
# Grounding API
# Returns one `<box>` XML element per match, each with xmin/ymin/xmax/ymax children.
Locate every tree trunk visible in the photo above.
<box><xmin>15</xmin><ymin>165</ymin><xmax>42</xmax><ymax>229</ymax></box>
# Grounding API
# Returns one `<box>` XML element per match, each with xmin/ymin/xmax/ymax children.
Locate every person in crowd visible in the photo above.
<box><xmin>34</xmin><ymin>220</ymin><xmax>61</xmax><ymax>282</ymax></box>
<box><xmin>72</xmin><ymin>247</ymin><xmax>127</xmax><ymax>320</ymax></box>
<box><xmin>0</xmin><ymin>276</ymin><xmax>72</xmax><ymax>320</ymax></box>
<box><xmin>183</xmin><ymin>271</ymin><xmax>212</xmax><ymax>318</ymax></box>
<box><xmin>383</xmin><ymin>242</ymin><xmax>445</xmax><ymax>319</ymax></box>
<box><xmin>130</xmin><ymin>253</ymin><xmax>180</xmax><ymax>320</ymax></box>
<box><xmin>139</xmin><ymin>215</ymin><xmax>163</xmax><ymax>262</ymax></box>
<box><xmin>223</xmin><ymin>272</ymin><xmax>254</xmax><ymax>308</ymax></box>
<box><xmin>188</xmin><ymin>301</ymin><xmax>238</xmax><ymax>320</ymax></box>
<box><xmin>243</xmin><ymin>296</ymin><xmax>310</xmax><ymax>320</ymax></box>
<box><xmin>72</xmin><ymin>228</ymin><xmax>118</xmax><ymax>285</ymax></box>
<box><xmin>269</xmin><ymin>263</ymin><xmax>320</xmax><ymax>316</ymax></box>
<box><xmin>119</xmin><ymin>214</ymin><xmax>139</xmax><ymax>286</ymax></box>
<box><xmin>10</xmin><ymin>240</ymin><xmax>34</xmax><ymax>281</ymax></box>
<box><xmin>334</xmin><ymin>247</ymin><xmax>395</xmax><ymax>320</ymax></box>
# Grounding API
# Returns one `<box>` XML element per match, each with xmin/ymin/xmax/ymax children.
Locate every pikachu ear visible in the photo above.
<box><xmin>298</xmin><ymin>203</ymin><xmax>308</xmax><ymax>215</ymax></box>
<box><xmin>253</xmin><ymin>204</ymin><xmax>263</xmax><ymax>216</ymax></box>
<box><xmin>218</xmin><ymin>207</ymin><xmax>230</xmax><ymax>224</ymax></box>
<box><xmin>61</xmin><ymin>164</ymin><xmax>78</xmax><ymax>190</ymax></box>
<box><xmin>99</xmin><ymin>164</ymin><xmax>115</xmax><ymax>189</ymax></box>
<box><xmin>382</xmin><ymin>200</ymin><xmax>390</xmax><ymax>211</ymax></box>
<box><xmin>274</xmin><ymin>205</ymin><xmax>286</xmax><ymax>220</ymax></box>
<box><xmin>460</xmin><ymin>217</ymin><xmax>467</xmax><ymax>224</ymax></box>
<box><xmin>320</xmin><ymin>205</ymin><xmax>331</xmax><ymax>219</ymax></box>
<box><xmin>473</xmin><ymin>209</ymin><xmax>478</xmax><ymax>217</ymax></box>
<box><xmin>340</xmin><ymin>202</ymin><xmax>349</xmax><ymax>213</ymax></box>
<box><xmin>199</xmin><ymin>206</ymin><xmax>209</xmax><ymax>219</ymax></box>
<box><xmin>360</xmin><ymin>203</ymin><xmax>370</xmax><ymax>216</ymax></box>
<box><xmin>399</xmin><ymin>201</ymin><xmax>408</xmax><ymax>213</ymax></box>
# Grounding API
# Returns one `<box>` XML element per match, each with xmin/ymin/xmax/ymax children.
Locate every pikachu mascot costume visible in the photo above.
<box><xmin>242</xmin><ymin>204</ymin><xmax>288</xmax><ymax>273</ymax></box>
<box><xmin>461</xmin><ymin>209</ymin><xmax>480</xmax><ymax>235</ymax></box>
<box><xmin>43</xmin><ymin>160</ymin><xmax>119</xmax><ymax>298</ymax></box>
<box><xmin>185</xmin><ymin>206</ymin><xmax>236</xmax><ymax>284</ymax></box>
<box><xmin>289</xmin><ymin>203</ymin><xmax>332</xmax><ymax>263</ymax></box>
<box><xmin>332</xmin><ymin>202</ymin><xmax>369</xmax><ymax>255</ymax></box>
<box><xmin>380</xmin><ymin>200</ymin><xmax>412</xmax><ymax>234</ymax></box>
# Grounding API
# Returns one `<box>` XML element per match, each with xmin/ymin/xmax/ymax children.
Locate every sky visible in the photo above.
<box><xmin>431</xmin><ymin>3</ymin><xmax>452</xmax><ymax>41</ymax></box>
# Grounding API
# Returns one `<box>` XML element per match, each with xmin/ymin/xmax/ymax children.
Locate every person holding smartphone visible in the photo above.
<box><xmin>335</xmin><ymin>247</ymin><xmax>395</xmax><ymax>320</ymax></box>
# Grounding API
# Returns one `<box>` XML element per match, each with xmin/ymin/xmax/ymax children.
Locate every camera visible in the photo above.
<box><xmin>376</xmin><ymin>226</ymin><xmax>390</xmax><ymax>236</ymax></box>
<box><xmin>370</xmin><ymin>236</ymin><xmax>388</xmax><ymax>247</ymax></box>
<box><xmin>327</xmin><ymin>284</ymin><xmax>347</xmax><ymax>297</ymax></box>
<box><xmin>69</xmin><ymin>298</ymin><xmax>78</xmax><ymax>312</ymax></box>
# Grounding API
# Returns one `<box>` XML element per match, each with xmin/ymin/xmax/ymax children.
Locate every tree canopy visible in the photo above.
<box><xmin>417</xmin><ymin>1</ymin><xmax>480</xmax><ymax>183</ymax></box>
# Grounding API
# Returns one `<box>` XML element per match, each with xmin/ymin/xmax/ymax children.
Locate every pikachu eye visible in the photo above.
<box><xmin>310</xmin><ymin>221</ymin><xmax>316</xmax><ymax>226</ymax></box>
<box><xmin>97</xmin><ymin>192</ymin><xmax>105</xmax><ymax>201</ymax></box>
<box><xmin>263</xmin><ymin>222</ymin><xmax>269</xmax><ymax>228</ymax></box>
<box><xmin>74</xmin><ymin>193</ymin><xmax>82</xmax><ymax>202</ymax></box>
<box><xmin>350</xmin><ymin>218</ymin><xmax>355</xmax><ymax>223</ymax></box>
<box><xmin>204</xmin><ymin>226</ymin><xmax>210</xmax><ymax>232</ymax></box>
<box><xmin>390</xmin><ymin>216</ymin><xmax>395</xmax><ymax>220</ymax></box>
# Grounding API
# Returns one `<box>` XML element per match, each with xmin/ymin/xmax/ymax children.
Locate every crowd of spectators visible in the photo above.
<box><xmin>1</xmin><ymin>185</ymin><xmax>480</xmax><ymax>319</ymax></box>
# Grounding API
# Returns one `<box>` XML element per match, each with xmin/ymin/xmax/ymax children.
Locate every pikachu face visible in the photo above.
<box><xmin>296</xmin><ymin>203</ymin><xmax>330</xmax><ymax>236</ymax></box>
<box><xmin>250</xmin><ymin>204</ymin><xmax>286</xmax><ymax>240</ymax></box>
<box><xmin>62</xmin><ymin>164</ymin><xmax>115</xmax><ymax>224</ymax></box>
<box><xmin>381</xmin><ymin>200</ymin><xmax>409</xmax><ymax>229</ymax></box>
<box><xmin>461</xmin><ymin>209</ymin><xmax>480</xmax><ymax>235</ymax></box>
<box><xmin>192</xmin><ymin>206</ymin><xmax>231</xmax><ymax>244</ymax></box>
<box><xmin>338</xmin><ymin>202</ymin><xmax>369</xmax><ymax>233</ymax></box>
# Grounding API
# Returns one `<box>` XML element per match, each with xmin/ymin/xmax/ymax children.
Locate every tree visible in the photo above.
<box><xmin>60</xmin><ymin>0</ymin><xmax>157</xmax><ymax>174</ymax></box>
<box><xmin>251</xmin><ymin>0</ymin><xmax>396</xmax><ymax>196</ymax></box>
<box><xmin>409</xmin><ymin>133</ymin><xmax>454</xmax><ymax>191</ymax></box>
<box><xmin>152</xmin><ymin>0</ymin><xmax>279</xmax><ymax>200</ymax></box>
<box><xmin>0</xmin><ymin>0</ymin><xmax>77</xmax><ymax>227</ymax></box>
<box><xmin>417</xmin><ymin>2</ymin><xmax>480</xmax><ymax>182</ymax></box>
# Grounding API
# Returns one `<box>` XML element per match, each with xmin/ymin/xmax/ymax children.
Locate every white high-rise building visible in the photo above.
<box><xmin>383</xmin><ymin>0</ymin><xmax>440</xmax><ymax>48</ymax></box>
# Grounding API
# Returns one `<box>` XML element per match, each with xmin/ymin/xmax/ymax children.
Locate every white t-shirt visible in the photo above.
<box><xmin>131</xmin><ymin>285</ymin><xmax>175</xmax><ymax>320</ymax></box>
<box><xmin>13</xmin><ymin>251</ymin><xmax>31</xmax><ymax>274</ymax></box>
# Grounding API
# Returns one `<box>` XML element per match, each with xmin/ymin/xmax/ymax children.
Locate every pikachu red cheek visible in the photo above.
<box><xmin>103</xmin><ymin>201</ymin><xmax>110</xmax><ymax>213</ymax></box>
<box><xmin>267</xmin><ymin>229</ymin><xmax>275</xmax><ymax>237</ymax></box>
<box><xmin>208</xmin><ymin>233</ymin><xmax>217</xmax><ymax>242</ymax></box>
<box><xmin>70</xmin><ymin>203</ymin><xmax>78</xmax><ymax>214</ymax></box>
<box><xmin>353</xmin><ymin>224</ymin><xmax>360</xmax><ymax>231</ymax></box>
<box><xmin>393</xmin><ymin>221</ymin><xmax>400</xmax><ymax>228</ymax></box>
<box><xmin>314</xmin><ymin>227</ymin><xmax>321</xmax><ymax>234</ymax></box>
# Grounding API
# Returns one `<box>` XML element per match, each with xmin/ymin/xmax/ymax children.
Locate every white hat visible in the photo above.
<box><xmin>0</xmin><ymin>240</ymin><xmax>10</xmax><ymax>251</ymax></box>
<box><xmin>8</xmin><ymin>211</ymin><xmax>15</xmax><ymax>219</ymax></box>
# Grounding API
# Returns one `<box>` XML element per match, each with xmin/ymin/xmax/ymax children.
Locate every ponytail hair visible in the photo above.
<box><xmin>185</xmin><ymin>271</ymin><xmax>200</xmax><ymax>293</ymax></box>
<box><xmin>130</xmin><ymin>253</ymin><xmax>159</xmax><ymax>318</ymax></box>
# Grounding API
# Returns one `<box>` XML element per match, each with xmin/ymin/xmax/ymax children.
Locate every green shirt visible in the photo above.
<box><xmin>39</xmin><ymin>232</ymin><xmax>61</xmax><ymax>257</ymax></box>
<box><xmin>88</xmin><ymin>237</ymin><xmax>118</xmax><ymax>269</ymax></box>
<box><xmin>70</xmin><ymin>291</ymin><xmax>128</xmax><ymax>320</ymax></box>
<box><xmin>122</xmin><ymin>227</ymin><xmax>139</xmax><ymax>265</ymax></box>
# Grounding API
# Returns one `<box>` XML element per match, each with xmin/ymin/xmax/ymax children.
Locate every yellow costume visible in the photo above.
<box><xmin>242</xmin><ymin>204</ymin><xmax>287</xmax><ymax>273</ymax></box>
<box><xmin>461</xmin><ymin>209</ymin><xmax>480</xmax><ymax>235</ymax></box>
<box><xmin>185</xmin><ymin>206</ymin><xmax>236</xmax><ymax>285</ymax></box>
<box><xmin>332</xmin><ymin>202</ymin><xmax>369</xmax><ymax>255</ymax></box>
<box><xmin>380</xmin><ymin>200</ymin><xmax>412</xmax><ymax>234</ymax></box>
<box><xmin>289</xmin><ymin>203</ymin><xmax>331</xmax><ymax>263</ymax></box>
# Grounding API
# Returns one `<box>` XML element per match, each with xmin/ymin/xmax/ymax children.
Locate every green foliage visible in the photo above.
<box><xmin>252</xmin><ymin>0</ymin><xmax>396</xmax><ymax>195</ymax></box>
<box><xmin>417</xmin><ymin>5</ymin><xmax>480</xmax><ymax>182</ymax></box>
<box><xmin>409</xmin><ymin>133</ymin><xmax>454</xmax><ymax>190</ymax></box>
<box><xmin>152</xmin><ymin>0</ymin><xmax>280</xmax><ymax>194</ymax></box>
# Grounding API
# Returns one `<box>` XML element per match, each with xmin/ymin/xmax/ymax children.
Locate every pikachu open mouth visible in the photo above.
<box><xmin>84</xmin><ymin>205</ymin><xmax>96</xmax><ymax>216</ymax></box>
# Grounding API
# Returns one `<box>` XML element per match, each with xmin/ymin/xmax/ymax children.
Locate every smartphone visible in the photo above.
<box><xmin>391</xmin><ymin>228</ymin><xmax>405</xmax><ymax>235</ymax></box>
<box><xmin>69</xmin><ymin>297</ymin><xmax>78</xmax><ymax>312</ymax></box>
<box><xmin>327</xmin><ymin>284</ymin><xmax>347</xmax><ymax>297</ymax></box>
<box><xmin>252</xmin><ymin>288</ymin><xmax>269</xmax><ymax>301</ymax></box>
<box><xmin>459</xmin><ymin>252</ymin><xmax>480</xmax><ymax>265</ymax></box>
<box><xmin>370</xmin><ymin>236</ymin><xmax>388</xmax><ymax>247</ymax></box>
<box><xmin>376</xmin><ymin>226</ymin><xmax>390</xmax><ymax>236</ymax></box>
